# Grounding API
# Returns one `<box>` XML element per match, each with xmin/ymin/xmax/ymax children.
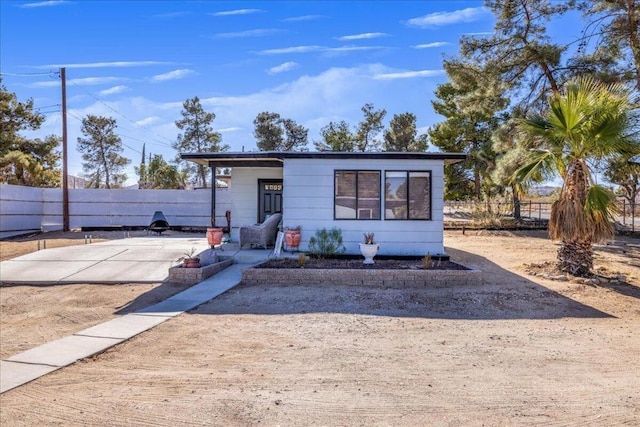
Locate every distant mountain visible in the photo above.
<box><xmin>529</xmin><ymin>186</ymin><xmax>559</xmax><ymax>196</ymax></box>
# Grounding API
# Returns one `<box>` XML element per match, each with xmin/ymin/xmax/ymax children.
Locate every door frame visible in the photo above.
<box><xmin>257</xmin><ymin>179</ymin><xmax>283</xmax><ymax>223</ymax></box>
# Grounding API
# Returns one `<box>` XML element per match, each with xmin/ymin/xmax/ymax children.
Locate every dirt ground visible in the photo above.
<box><xmin>1</xmin><ymin>230</ymin><xmax>639</xmax><ymax>426</ymax></box>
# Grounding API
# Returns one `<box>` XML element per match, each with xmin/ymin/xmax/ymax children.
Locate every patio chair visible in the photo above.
<box><xmin>239</xmin><ymin>213</ymin><xmax>282</xmax><ymax>249</ymax></box>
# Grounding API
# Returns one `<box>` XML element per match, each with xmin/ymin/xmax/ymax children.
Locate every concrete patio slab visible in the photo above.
<box><xmin>0</xmin><ymin>235</ymin><xmax>210</xmax><ymax>284</ymax></box>
<box><xmin>65</xmin><ymin>260</ymin><xmax>177</xmax><ymax>283</ymax></box>
<box><xmin>0</xmin><ymin>361</ymin><xmax>60</xmax><ymax>394</ymax></box>
<box><xmin>75</xmin><ymin>314</ymin><xmax>173</xmax><ymax>340</ymax></box>
<box><xmin>4</xmin><ymin>245</ymin><xmax>127</xmax><ymax>261</ymax></box>
<box><xmin>0</xmin><ymin>260</ymin><xmax>102</xmax><ymax>283</ymax></box>
<box><xmin>7</xmin><ymin>335</ymin><xmax>123</xmax><ymax>367</ymax></box>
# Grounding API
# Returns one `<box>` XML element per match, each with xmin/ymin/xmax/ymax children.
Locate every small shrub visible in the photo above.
<box><xmin>421</xmin><ymin>252</ymin><xmax>433</xmax><ymax>269</ymax></box>
<box><xmin>177</xmin><ymin>247</ymin><xmax>198</xmax><ymax>262</ymax></box>
<box><xmin>297</xmin><ymin>252</ymin><xmax>307</xmax><ymax>267</ymax></box>
<box><xmin>308</xmin><ymin>227</ymin><xmax>346</xmax><ymax>258</ymax></box>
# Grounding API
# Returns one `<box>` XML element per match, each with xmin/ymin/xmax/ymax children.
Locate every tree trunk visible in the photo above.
<box><xmin>557</xmin><ymin>239</ymin><xmax>593</xmax><ymax>277</ymax></box>
<box><xmin>512</xmin><ymin>183</ymin><xmax>521</xmax><ymax>220</ymax></box>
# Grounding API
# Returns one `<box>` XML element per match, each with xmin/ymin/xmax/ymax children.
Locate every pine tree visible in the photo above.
<box><xmin>173</xmin><ymin>96</ymin><xmax>228</xmax><ymax>188</ymax></box>
<box><xmin>77</xmin><ymin>115</ymin><xmax>130</xmax><ymax>189</ymax></box>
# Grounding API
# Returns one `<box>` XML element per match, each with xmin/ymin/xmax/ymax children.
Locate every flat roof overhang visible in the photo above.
<box><xmin>181</xmin><ymin>151</ymin><xmax>468</xmax><ymax>167</ymax></box>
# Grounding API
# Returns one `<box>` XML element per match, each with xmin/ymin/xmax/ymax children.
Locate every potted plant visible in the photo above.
<box><xmin>359</xmin><ymin>232</ymin><xmax>379</xmax><ymax>264</ymax></box>
<box><xmin>177</xmin><ymin>247</ymin><xmax>201</xmax><ymax>268</ymax></box>
<box><xmin>284</xmin><ymin>225</ymin><xmax>302</xmax><ymax>250</ymax></box>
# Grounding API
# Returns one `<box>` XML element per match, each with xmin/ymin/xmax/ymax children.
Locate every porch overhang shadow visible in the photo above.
<box><xmin>203</xmin><ymin>156</ymin><xmax>283</xmax><ymax>228</ymax></box>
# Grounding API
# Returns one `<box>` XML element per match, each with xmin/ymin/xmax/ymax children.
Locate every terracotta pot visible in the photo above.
<box><xmin>285</xmin><ymin>230</ymin><xmax>301</xmax><ymax>248</ymax></box>
<box><xmin>183</xmin><ymin>258</ymin><xmax>201</xmax><ymax>268</ymax></box>
<box><xmin>206</xmin><ymin>227</ymin><xmax>224</xmax><ymax>247</ymax></box>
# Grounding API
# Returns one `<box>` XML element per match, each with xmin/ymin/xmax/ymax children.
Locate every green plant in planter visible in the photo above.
<box><xmin>308</xmin><ymin>227</ymin><xmax>345</xmax><ymax>258</ymax></box>
<box><xmin>177</xmin><ymin>247</ymin><xmax>200</xmax><ymax>267</ymax></box>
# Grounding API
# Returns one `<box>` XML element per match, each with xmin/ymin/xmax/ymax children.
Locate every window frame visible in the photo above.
<box><xmin>384</xmin><ymin>170</ymin><xmax>432</xmax><ymax>221</ymax></box>
<box><xmin>333</xmin><ymin>169</ymin><xmax>382</xmax><ymax>220</ymax></box>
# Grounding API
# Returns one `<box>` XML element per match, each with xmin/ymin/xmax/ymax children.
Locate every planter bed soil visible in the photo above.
<box><xmin>243</xmin><ymin>258</ymin><xmax>481</xmax><ymax>288</ymax></box>
<box><xmin>256</xmin><ymin>258</ymin><xmax>466</xmax><ymax>270</ymax></box>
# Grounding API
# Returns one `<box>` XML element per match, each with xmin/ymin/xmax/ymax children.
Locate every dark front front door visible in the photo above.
<box><xmin>258</xmin><ymin>179</ymin><xmax>283</xmax><ymax>223</ymax></box>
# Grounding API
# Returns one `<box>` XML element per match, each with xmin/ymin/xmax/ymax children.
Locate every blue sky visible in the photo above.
<box><xmin>0</xmin><ymin>1</ymin><xmax>580</xmax><ymax>185</ymax></box>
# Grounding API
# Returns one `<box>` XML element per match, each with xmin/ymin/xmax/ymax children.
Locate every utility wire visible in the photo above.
<box><xmin>0</xmin><ymin>71</ymin><xmax>58</xmax><ymax>77</ymax></box>
<box><xmin>66</xmin><ymin>110</ymin><xmax>143</xmax><ymax>155</ymax></box>
<box><xmin>67</xmin><ymin>79</ymin><xmax>176</xmax><ymax>148</ymax></box>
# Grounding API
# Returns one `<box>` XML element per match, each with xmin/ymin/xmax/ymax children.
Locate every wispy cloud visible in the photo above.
<box><xmin>283</xmin><ymin>14</ymin><xmax>325</xmax><ymax>22</ymax></box>
<box><xmin>99</xmin><ymin>85</ymin><xmax>129</xmax><ymax>96</ymax></box>
<box><xmin>257</xmin><ymin>45</ymin><xmax>385</xmax><ymax>55</ymax></box>
<box><xmin>213</xmin><ymin>28</ymin><xmax>283</xmax><ymax>39</ymax></box>
<box><xmin>34</xmin><ymin>61</ymin><xmax>174</xmax><ymax>69</ymax></box>
<box><xmin>150</xmin><ymin>11</ymin><xmax>190</xmax><ymax>19</ymax></box>
<box><xmin>218</xmin><ymin>127</ymin><xmax>243</xmax><ymax>133</ymax></box>
<box><xmin>327</xmin><ymin>46</ymin><xmax>384</xmax><ymax>53</ymax></box>
<box><xmin>414</xmin><ymin>42</ymin><xmax>451</xmax><ymax>49</ymax></box>
<box><xmin>150</xmin><ymin>68</ymin><xmax>196</xmax><ymax>82</ymax></box>
<box><xmin>337</xmin><ymin>32</ymin><xmax>389</xmax><ymax>41</ymax></box>
<box><xmin>267</xmin><ymin>61</ymin><xmax>299</xmax><ymax>75</ymax></box>
<box><xmin>407</xmin><ymin>7</ymin><xmax>489</xmax><ymax>28</ymax></box>
<box><xmin>29</xmin><ymin>76</ymin><xmax>124</xmax><ymax>88</ymax></box>
<box><xmin>18</xmin><ymin>0</ymin><xmax>68</xmax><ymax>8</ymax></box>
<box><xmin>210</xmin><ymin>9</ymin><xmax>264</xmax><ymax>17</ymax></box>
<box><xmin>373</xmin><ymin>69</ymin><xmax>444</xmax><ymax>80</ymax></box>
<box><xmin>135</xmin><ymin>116</ymin><xmax>160</xmax><ymax>126</ymax></box>
<box><xmin>258</xmin><ymin>45</ymin><xmax>324</xmax><ymax>55</ymax></box>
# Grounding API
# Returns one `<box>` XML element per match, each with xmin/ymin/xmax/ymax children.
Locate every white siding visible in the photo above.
<box><xmin>282</xmin><ymin>158</ymin><xmax>445</xmax><ymax>256</ymax></box>
<box><xmin>229</xmin><ymin>167</ymin><xmax>283</xmax><ymax>241</ymax></box>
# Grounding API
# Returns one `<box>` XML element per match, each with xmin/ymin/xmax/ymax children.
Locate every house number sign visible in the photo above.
<box><xmin>264</xmin><ymin>184</ymin><xmax>282</xmax><ymax>191</ymax></box>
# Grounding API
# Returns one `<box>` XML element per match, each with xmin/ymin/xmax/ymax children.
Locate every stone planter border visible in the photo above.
<box><xmin>168</xmin><ymin>258</ymin><xmax>234</xmax><ymax>285</ymax></box>
<box><xmin>242</xmin><ymin>263</ymin><xmax>482</xmax><ymax>288</ymax></box>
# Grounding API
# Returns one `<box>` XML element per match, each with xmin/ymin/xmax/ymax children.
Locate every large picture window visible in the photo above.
<box><xmin>385</xmin><ymin>171</ymin><xmax>431</xmax><ymax>220</ymax></box>
<box><xmin>334</xmin><ymin>170</ymin><xmax>381</xmax><ymax>220</ymax></box>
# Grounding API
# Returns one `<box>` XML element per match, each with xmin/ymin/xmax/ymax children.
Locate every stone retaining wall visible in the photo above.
<box><xmin>242</xmin><ymin>265</ymin><xmax>482</xmax><ymax>288</ymax></box>
<box><xmin>168</xmin><ymin>259</ymin><xmax>234</xmax><ymax>285</ymax></box>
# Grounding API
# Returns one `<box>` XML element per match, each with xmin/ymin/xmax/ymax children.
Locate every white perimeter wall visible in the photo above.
<box><xmin>229</xmin><ymin>167</ymin><xmax>283</xmax><ymax>241</ymax></box>
<box><xmin>283</xmin><ymin>158</ymin><xmax>445</xmax><ymax>256</ymax></box>
<box><xmin>0</xmin><ymin>184</ymin><xmax>230</xmax><ymax>239</ymax></box>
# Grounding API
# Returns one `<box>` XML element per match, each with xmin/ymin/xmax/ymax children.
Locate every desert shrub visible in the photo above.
<box><xmin>297</xmin><ymin>252</ymin><xmax>307</xmax><ymax>267</ymax></box>
<box><xmin>471</xmin><ymin>201</ymin><xmax>513</xmax><ymax>228</ymax></box>
<box><xmin>421</xmin><ymin>253</ymin><xmax>433</xmax><ymax>269</ymax></box>
<box><xmin>308</xmin><ymin>227</ymin><xmax>345</xmax><ymax>258</ymax></box>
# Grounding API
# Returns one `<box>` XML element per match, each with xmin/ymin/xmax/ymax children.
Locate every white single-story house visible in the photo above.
<box><xmin>181</xmin><ymin>151</ymin><xmax>466</xmax><ymax>256</ymax></box>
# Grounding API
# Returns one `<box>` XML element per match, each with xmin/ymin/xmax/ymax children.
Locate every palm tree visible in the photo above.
<box><xmin>515</xmin><ymin>77</ymin><xmax>638</xmax><ymax>276</ymax></box>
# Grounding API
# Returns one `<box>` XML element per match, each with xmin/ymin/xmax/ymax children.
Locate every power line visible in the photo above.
<box><xmin>0</xmin><ymin>71</ymin><xmax>58</xmax><ymax>77</ymax></box>
<box><xmin>66</xmin><ymin>110</ymin><xmax>174</xmax><ymax>151</ymax></box>
<box><xmin>66</xmin><ymin>110</ymin><xmax>144</xmax><ymax>155</ymax></box>
<box><xmin>67</xmin><ymin>79</ymin><xmax>176</xmax><ymax>148</ymax></box>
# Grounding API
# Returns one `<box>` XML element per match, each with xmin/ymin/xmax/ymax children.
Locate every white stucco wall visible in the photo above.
<box><xmin>282</xmin><ymin>158</ymin><xmax>445</xmax><ymax>256</ymax></box>
<box><xmin>229</xmin><ymin>167</ymin><xmax>283</xmax><ymax>241</ymax></box>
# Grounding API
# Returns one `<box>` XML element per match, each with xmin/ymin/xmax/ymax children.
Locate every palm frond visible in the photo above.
<box><xmin>584</xmin><ymin>184</ymin><xmax>617</xmax><ymax>243</ymax></box>
<box><xmin>512</xmin><ymin>149</ymin><xmax>560</xmax><ymax>186</ymax></box>
<box><xmin>549</xmin><ymin>197</ymin><xmax>591</xmax><ymax>242</ymax></box>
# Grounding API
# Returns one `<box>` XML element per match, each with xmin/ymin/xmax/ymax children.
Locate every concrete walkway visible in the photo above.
<box><xmin>0</xmin><ymin>237</ymin><xmax>277</xmax><ymax>393</ymax></box>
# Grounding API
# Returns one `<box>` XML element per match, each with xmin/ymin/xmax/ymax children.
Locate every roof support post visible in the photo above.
<box><xmin>210</xmin><ymin>164</ymin><xmax>216</xmax><ymax>227</ymax></box>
